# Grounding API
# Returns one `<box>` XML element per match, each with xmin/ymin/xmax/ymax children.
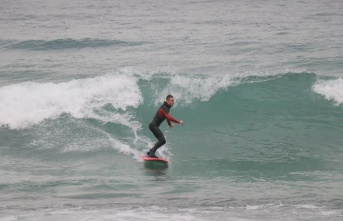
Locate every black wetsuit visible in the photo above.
<box><xmin>148</xmin><ymin>101</ymin><xmax>180</xmax><ymax>154</ymax></box>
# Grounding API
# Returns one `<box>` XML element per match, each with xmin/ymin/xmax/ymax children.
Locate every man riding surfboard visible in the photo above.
<box><xmin>147</xmin><ymin>95</ymin><xmax>184</xmax><ymax>158</ymax></box>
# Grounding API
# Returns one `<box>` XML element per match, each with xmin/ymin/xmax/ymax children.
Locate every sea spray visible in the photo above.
<box><xmin>0</xmin><ymin>73</ymin><xmax>143</xmax><ymax>129</ymax></box>
<box><xmin>313</xmin><ymin>77</ymin><xmax>343</xmax><ymax>106</ymax></box>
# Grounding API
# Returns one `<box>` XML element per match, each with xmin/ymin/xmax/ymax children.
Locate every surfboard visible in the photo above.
<box><xmin>141</xmin><ymin>156</ymin><xmax>169</xmax><ymax>163</ymax></box>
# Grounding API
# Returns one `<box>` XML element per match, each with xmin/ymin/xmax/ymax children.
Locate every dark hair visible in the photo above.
<box><xmin>166</xmin><ymin>95</ymin><xmax>173</xmax><ymax>100</ymax></box>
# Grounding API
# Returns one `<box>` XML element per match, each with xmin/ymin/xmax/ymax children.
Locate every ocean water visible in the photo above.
<box><xmin>1</xmin><ymin>0</ymin><xmax>343</xmax><ymax>220</ymax></box>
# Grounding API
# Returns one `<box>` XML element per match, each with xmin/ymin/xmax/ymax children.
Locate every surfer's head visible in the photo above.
<box><xmin>166</xmin><ymin>95</ymin><xmax>175</xmax><ymax>106</ymax></box>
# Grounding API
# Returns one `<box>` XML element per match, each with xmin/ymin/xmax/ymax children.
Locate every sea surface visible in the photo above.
<box><xmin>1</xmin><ymin>0</ymin><xmax>343</xmax><ymax>220</ymax></box>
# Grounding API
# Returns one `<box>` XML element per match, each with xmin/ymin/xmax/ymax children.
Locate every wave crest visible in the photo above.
<box><xmin>0</xmin><ymin>73</ymin><xmax>143</xmax><ymax>129</ymax></box>
<box><xmin>313</xmin><ymin>78</ymin><xmax>343</xmax><ymax>105</ymax></box>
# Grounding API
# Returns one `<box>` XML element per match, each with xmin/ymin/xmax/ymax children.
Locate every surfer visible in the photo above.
<box><xmin>147</xmin><ymin>95</ymin><xmax>184</xmax><ymax>158</ymax></box>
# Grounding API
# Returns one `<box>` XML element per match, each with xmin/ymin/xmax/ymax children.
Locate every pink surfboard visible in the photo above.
<box><xmin>141</xmin><ymin>156</ymin><xmax>169</xmax><ymax>163</ymax></box>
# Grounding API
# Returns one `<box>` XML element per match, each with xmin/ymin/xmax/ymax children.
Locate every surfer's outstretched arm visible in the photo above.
<box><xmin>159</xmin><ymin>109</ymin><xmax>184</xmax><ymax>126</ymax></box>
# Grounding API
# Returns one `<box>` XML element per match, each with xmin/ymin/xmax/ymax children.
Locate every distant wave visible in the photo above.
<box><xmin>2</xmin><ymin>38</ymin><xmax>144</xmax><ymax>51</ymax></box>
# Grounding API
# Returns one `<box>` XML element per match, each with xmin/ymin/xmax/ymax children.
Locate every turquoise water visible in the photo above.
<box><xmin>1</xmin><ymin>0</ymin><xmax>343</xmax><ymax>220</ymax></box>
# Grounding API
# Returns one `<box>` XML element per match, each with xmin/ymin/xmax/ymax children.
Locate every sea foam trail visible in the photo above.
<box><xmin>0</xmin><ymin>74</ymin><xmax>143</xmax><ymax>129</ymax></box>
<box><xmin>313</xmin><ymin>77</ymin><xmax>343</xmax><ymax>105</ymax></box>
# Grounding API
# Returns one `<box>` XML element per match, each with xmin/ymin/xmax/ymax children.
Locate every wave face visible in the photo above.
<box><xmin>1</xmin><ymin>38</ymin><xmax>144</xmax><ymax>51</ymax></box>
<box><xmin>1</xmin><ymin>71</ymin><xmax>342</xmax><ymax>162</ymax></box>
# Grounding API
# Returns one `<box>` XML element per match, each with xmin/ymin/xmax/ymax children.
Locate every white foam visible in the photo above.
<box><xmin>154</xmin><ymin>74</ymin><xmax>237</xmax><ymax>105</ymax></box>
<box><xmin>313</xmin><ymin>78</ymin><xmax>343</xmax><ymax>105</ymax></box>
<box><xmin>107</xmin><ymin>132</ymin><xmax>142</xmax><ymax>160</ymax></box>
<box><xmin>245</xmin><ymin>205</ymin><xmax>261</xmax><ymax>210</ymax></box>
<box><xmin>0</xmin><ymin>208</ymin><xmax>199</xmax><ymax>221</ymax></box>
<box><xmin>0</xmin><ymin>73</ymin><xmax>143</xmax><ymax>129</ymax></box>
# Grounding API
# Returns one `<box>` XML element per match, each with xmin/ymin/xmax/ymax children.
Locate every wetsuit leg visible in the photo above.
<box><xmin>149</xmin><ymin>123</ymin><xmax>166</xmax><ymax>153</ymax></box>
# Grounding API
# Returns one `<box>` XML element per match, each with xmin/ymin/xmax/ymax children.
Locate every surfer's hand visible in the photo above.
<box><xmin>179</xmin><ymin>120</ymin><xmax>184</xmax><ymax>125</ymax></box>
<box><xmin>169</xmin><ymin>124</ymin><xmax>174</xmax><ymax>128</ymax></box>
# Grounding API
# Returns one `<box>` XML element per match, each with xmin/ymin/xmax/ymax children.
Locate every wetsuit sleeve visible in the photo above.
<box><xmin>158</xmin><ymin>109</ymin><xmax>180</xmax><ymax>126</ymax></box>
